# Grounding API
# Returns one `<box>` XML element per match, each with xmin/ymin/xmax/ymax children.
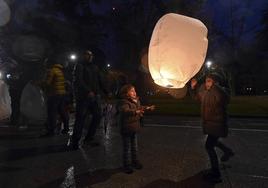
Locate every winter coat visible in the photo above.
<box><xmin>191</xmin><ymin>84</ymin><xmax>230</xmax><ymax>137</ymax></box>
<box><xmin>45</xmin><ymin>64</ymin><xmax>66</xmax><ymax>96</ymax></box>
<box><xmin>73</xmin><ymin>62</ymin><xmax>104</xmax><ymax>98</ymax></box>
<box><xmin>118</xmin><ymin>98</ymin><xmax>142</xmax><ymax>135</ymax></box>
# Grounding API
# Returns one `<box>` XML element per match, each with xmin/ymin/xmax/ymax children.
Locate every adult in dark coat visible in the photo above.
<box><xmin>191</xmin><ymin>73</ymin><xmax>234</xmax><ymax>183</ymax></box>
<box><xmin>72</xmin><ymin>50</ymin><xmax>105</xmax><ymax>149</ymax></box>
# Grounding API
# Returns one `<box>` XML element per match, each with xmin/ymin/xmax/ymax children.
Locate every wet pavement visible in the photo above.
<box><xmin>0</xmin><ymin>115</ymin><xmax>268</xmax><ymax>188</ymax></box>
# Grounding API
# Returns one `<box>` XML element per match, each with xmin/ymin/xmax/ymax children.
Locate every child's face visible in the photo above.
<box><xmin>205</xmin><ymin>77</ymin><xmax>214</xmax><ymax>90</ymax></box>
<box><xmin>127</xmin><ymin>87</ymin><xmax>137</xmax><ymax>99</ymax></box>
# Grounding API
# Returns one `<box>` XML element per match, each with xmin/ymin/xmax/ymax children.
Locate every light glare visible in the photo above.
<box><xmin>70</xmin><ymin>54</ymin><xmax>77</xmax><ymax>60</ymax></box>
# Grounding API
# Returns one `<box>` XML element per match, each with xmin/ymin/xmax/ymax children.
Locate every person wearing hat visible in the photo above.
<box><xmin>190</xmin><ymin>73</ymin><xmax>234</xmax><ymax>183</ymax></box>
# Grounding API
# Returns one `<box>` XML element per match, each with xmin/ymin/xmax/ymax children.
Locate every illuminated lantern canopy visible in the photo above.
<box><xmin>149</xmin><ymin>13</ymin><xmax>208</xmax><ymax>88</ymax></box>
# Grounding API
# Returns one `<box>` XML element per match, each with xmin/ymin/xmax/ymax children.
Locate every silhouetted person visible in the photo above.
<box><xmin>190</xmin><ymin>73</ymin><xmax>234</xmax><ymax>183</ymax></box>
<box><xmin>72</xmin><ymin>50</ymin><xmax>104</xmax><ymax>150</ymax></box>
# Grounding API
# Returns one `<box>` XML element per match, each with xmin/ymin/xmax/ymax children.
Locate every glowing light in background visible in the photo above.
<box><xmin>6</xmin><ymin>73</ymin><xmax>11</xmax><ymax>79</ymax></box>
<box><xmin>206</xmin><ymin>60</ymin><xmax>212</xmax><ymax>68</ymax></box>
<box><xmin>0</xmin><ymin>0</ymin><xmax>11</xmax><ymax>26</ymax></box>
<box><xmin>69</xmin><ymin>54</ymin><xmax>77</xmax><ymax>61</ymax></box>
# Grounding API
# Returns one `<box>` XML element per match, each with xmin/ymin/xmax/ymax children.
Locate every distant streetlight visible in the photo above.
<box><xmin>206</xmin><ymin>60</ymin><xmax>212</xmax><ymax>69</ymax></box>
<box><xmin>6</xmin><ymin>74</ymin><xmax>11</xmax><ymax>79</ymax></box>
<box><xmin>107</xmin><ymin>64</ymin><xmax>111</xmax><ymax>68</ymax></box>
<box><xmin>69</xmin><ymin>54</ymin><xmax>77</xmax><ymax>61</ymax></box>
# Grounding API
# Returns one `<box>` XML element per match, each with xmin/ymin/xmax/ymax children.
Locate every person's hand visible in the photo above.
<box><xmin>191</xmin><ymin>78</ymin><xmax>198</xmax><ymax>89</ymax></box>
<box><xmin>145</xmin><ymin>105</ymin><xmax>155</xmax><ymax>111</ymax></box>
<box><xmin>88</xmin><ymin>92</ymin><xmax>95</xmax><ymax>97</ymax></box>
<box><xmin>136</xmin><ymin>109</ymin><xmax>144</xmax><ymax>116</ymax></box>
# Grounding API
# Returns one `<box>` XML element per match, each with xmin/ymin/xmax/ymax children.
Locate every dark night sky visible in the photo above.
<box><xmin>204</xmin><ymin>0</ymin><xmax>267</xmax><ymax>42</ymax></box>
<box><xmin>1</xmin><ymin>0</ymin><xmax>268</xmax><ymax>66</ymax></box>
<box><xmin>9</xmin><ymin>0</ymin><xmax>268</xmax><ymax>39</ymax></box>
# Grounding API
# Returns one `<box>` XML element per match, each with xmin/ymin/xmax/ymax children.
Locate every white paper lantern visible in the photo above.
<box><xmin>149</xmin><ymin>13</ymin><xmax>208</xmax><ymax>88</ymax></box>
<box><xmin>20</xmin><ymin>82</ymin><xmax>47</xmax><ymax>125</ymax></box>
<box><xmin>0</xmin><ymin>80</ymin><xmax>11</xmax><ymax>120</ymax></box>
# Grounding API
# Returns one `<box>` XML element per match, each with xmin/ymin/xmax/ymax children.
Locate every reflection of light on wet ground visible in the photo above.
<box><xmin>80</xmin><ymin>147</ymin><xmax>93</xmax><ymax>169</ymax></box>
<box><xmin>102</xmin><ymin>103</ymin><xmax>116</xmax><ymax>140</ymax></box>
<box><xmin>60</xmin><ymin>166</ymin><xmax>76</xmax><ymax>188</ymax></box>
<box><xmin>101</xmin><ymin>103</ymin><xmax>119</xmax><ymax>161</ymax></box>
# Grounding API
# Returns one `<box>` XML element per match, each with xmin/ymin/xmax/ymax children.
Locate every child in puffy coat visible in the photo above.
<box><xmin>118</xmin><ymin>84</ymin><xmax>154</xmax><ymax>174</ymax></box>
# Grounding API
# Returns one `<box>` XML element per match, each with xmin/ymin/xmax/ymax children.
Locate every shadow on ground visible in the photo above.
<box><xmin>0</xmin><ymin>165</ymin><xmax>24</xmax><ymax>173</ymax></box>
<box><xmin>142</xmin><ymin>171</ymin><xmax>217</xmax><ymax>188</ymax></box>
<box><xmin>0</xmin><ymin>144</ymin><xmax>69</xmax><ymax>162</ymax></box>
<box><xmin>39</xmin><ymin>168</ymin><xmax>121</xmax><ymax>188</ymax></box>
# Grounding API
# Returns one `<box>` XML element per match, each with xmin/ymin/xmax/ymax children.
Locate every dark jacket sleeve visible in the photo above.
<box><xmin>118</xmin><ymin>100</ymin><xmax>136</xmax><ymax>116</ymax></box>
<box><xmin>214</xmin><ymin>84</ymin><xmax>230</xmax><ymax>105</ymax></box>
<box><xmin>75</xmin><ymin>63</ymin><xmax>92</xmax><ymax>93</ymax></box>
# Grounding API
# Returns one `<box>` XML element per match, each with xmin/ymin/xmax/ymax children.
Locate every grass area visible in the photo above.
<box><xmin>146</xmin><ymin>96</ymin><xmax>268</xmax><ymax>117</ymax></box>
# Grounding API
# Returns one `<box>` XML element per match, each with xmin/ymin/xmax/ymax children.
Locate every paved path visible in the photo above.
<box><xmin>0</xmin><ymin>116</ymin><xmax>268</xmax><ymax>188</ymax></box>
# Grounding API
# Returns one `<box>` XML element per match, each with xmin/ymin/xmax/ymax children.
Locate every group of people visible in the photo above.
<box><xmin>106</xmin><ymin>71</ymin><xmax>234</xmax><ymax>183</ymax></box>
<box><xmin>43</xmin><ymin>50</ymin><xmax>107</xmax><ymax>148</ymax></box>
<box><xmin>45</xmin><ymin>50</ymin><xmax>234</xmax><ymax>182</ymax></box>
<box><xmin>11</xmin><ymin>48</ymin><xmax>234</xmax><ymax>183</ymax></box>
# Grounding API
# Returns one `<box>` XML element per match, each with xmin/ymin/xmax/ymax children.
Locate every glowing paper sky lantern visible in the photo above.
<box><xmin>149</xmin><ymin>13</ymin><xmax>208</xmax><ymax>88</ymax></box>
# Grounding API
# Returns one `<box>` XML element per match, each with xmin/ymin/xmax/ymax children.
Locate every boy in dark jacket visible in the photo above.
<box><xmin>191</xmin><ymin>73</ymin><xmax>234</xmax><ymax>183</ymax></box>
<box><xmin>118</xmin><ymin>84</ymin><xmax>154</xmax><ymax>174</ymax></box>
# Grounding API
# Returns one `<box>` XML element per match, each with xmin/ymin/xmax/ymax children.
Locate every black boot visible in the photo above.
<box><xmin>203</xmin><ymin>169</ymin><xmax>222</xmax><ymax>183</ymax></box>
<box><xmin>123</xmin><ymin>165</ymin><xmax>134</xmax><ymax>174</ymax></box>
<box><xmin>132</xmin><ymin>161</ymin><xmax>143</xmax><ymax>170</ymax></box>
